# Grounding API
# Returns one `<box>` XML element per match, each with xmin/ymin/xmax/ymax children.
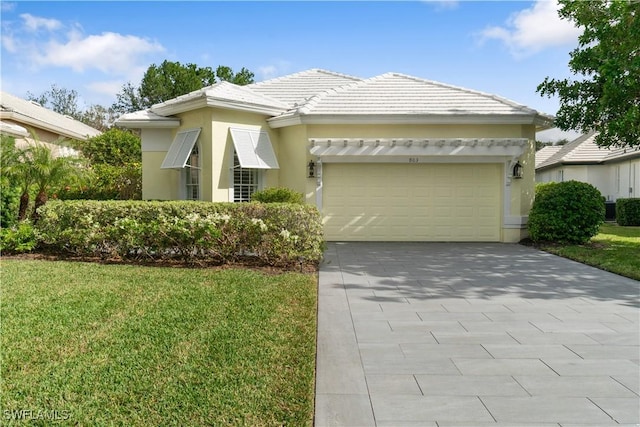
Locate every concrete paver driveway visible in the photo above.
<box><xmin>314</xmin><ymin>242</ymin><xmax>640</xmax><ymax>427</ymax></box>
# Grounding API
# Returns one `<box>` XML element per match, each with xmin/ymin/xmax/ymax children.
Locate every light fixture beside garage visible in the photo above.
<box><xmin>512</xmin><ymin>161</ymin><xmax>524</xmax><ymax>179</ymax></box>
<box><xmin>308</xmin><ymin>160</ymin><xmax>316</xmax><ymax>178</ymax></box>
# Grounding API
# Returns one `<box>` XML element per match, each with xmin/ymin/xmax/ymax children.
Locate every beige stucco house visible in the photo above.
<box><xmin>536</xmin><ymin>132</ymin><xmax>640</xmax><ymax>203</ymax></box>
<box><xmin>0</xmin><ymin>91</ymin><xmax>101</xmax><ymax>156</ymax></box>
<box><xmin>116</xmin><ymin>69</ymin><xmax>553</xmax><ymax>242</ymax></box>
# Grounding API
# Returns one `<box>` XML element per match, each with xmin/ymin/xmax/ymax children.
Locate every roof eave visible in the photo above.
<box><xmin>0</xmin><ymin>111</ymin><xmax>99</xmax><ymax>141</ymax></box>
<box><xmin>115</xmin><ymin>118</ymin><xmax>181</xmax><ymax>129</ymax></box>
<box><xmin>268</xmin><ymin>113</ymin><xmax>547</xmax><ymax>129</ymax></box>
<box><xmin>151</xmin><ymin>96</ymin><xmax>286</xmax><ymax>117</ymax></box>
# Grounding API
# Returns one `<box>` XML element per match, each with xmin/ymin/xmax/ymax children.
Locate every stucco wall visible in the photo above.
<box><xmin>140</xmin><ymin>128</ymin><xmax>177</xmax><ymax>200</ymax></box>
<box><xmin>535</xmin><ymin>157</ymin><xmax>640</xmax><ymax>202</ymax></box>
<box><xmin>208</xmin><ymin>109</ymin><xmax>279</xmax><ymax>202</ymax></box>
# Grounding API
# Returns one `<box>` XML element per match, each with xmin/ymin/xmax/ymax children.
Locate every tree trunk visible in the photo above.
<box><xmin>31</xmin><ymin>191</ymin><xmax>48</xmax><ymax>222</ymax></box>
<box><xmin>18</xmin><ymin>192</ymin><xmax>29</xmax><ymax>221</ymax></box>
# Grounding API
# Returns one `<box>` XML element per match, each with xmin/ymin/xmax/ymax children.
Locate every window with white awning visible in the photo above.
<box><xmin>161</xmin><ymin>128</ymin><xmax>201</xmax><ymax>169</ymax></box>
<box><xmin>230</xmin><ymin>128</ymin><xmax>279</xmax><ymax>169</ymax></box>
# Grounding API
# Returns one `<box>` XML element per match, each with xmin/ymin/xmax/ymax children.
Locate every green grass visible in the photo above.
<box><xmin>537</xmin><ymin>224</ymin><xmax>640</xmax><ymax>281</ymax></box>
<box><xmin>1</xmin><ymin>260</ymin><xmax>317</xmax><ymax>426</ymax></box>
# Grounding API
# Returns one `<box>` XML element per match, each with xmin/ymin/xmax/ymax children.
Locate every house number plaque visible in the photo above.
<box><xmin>408</xmin><ymin>157</ymin><xmax>420</xmax><ymax>163</ymax></box>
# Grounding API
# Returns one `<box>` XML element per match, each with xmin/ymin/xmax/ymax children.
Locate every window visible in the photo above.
<box><xmin>557</xmin><ymin>169</ymin><xmax>564</xmax><ymax>182</ymax></box>
<box><xmin>160</xmin><ymin>128</ymin><xmax>202</xmax><ymax>200</ymax></box>
<box><xmin>228</xmin><ymin>128</ymin><xmax>279</xmax><ymax>203</ymax></box>
<box><xmin>229</xmin><ymin>128</ymin><xmax>279</xmax><ymax>169</ymax></box>
<box><xmin>161</xmin><ymin>128</ymin><xmax>201</xmax><ymax>169</ymax></box>
<box><xmin>185</xmin><ymin>143</ymin><xmax>200</xmax><ymax>200</ymax></box>
<box><xmin>233</xmin><ymin>151</ymin><xmax>258</xmax><ymax>202</ymax></box>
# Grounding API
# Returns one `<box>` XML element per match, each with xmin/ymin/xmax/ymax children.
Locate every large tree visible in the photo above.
<box><xmin>27</xmin><ymin>84</ymin><xmax>116</xmax><ymax>131</ymax></box>
<box><xmin>537</xmin><ymin>0</ymin><xmax>639</xmax><ymax>148</ymax></box>
<box><xmin>113</xmin><ymin>60</ymin><xmax>255</xmax><ymax>114</ymax></box>
<box><xmin>27</xmin><ymin>85</ymin><xmax>82</xmax><ymax>120</ymax></box>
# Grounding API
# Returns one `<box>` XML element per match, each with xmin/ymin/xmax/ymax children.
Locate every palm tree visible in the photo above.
<box><xmin>28</xmin><ymin>142</ymin><xmax>84</xmax><ymax>221</ymax></box>
<box><xmin>1</xmin><ymin>135</ymin><xmax>35</xmax><ymax>221</ymax></box>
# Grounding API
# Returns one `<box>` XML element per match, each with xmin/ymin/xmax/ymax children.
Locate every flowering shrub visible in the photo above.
<box><xmin>36</xmin><ymin>200</ymin><xmax>324</xmax><ymax>266</ymax></box>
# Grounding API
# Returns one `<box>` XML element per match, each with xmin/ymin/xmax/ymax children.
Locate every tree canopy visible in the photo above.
<box><xmin>27</xmin><ymin>85</ymin><xmax>116</xmax><ymax>131</ymax></box>
<box><xmin>27</xmin><ymin>85</ymin><xmax>82</xmax><ymax>120</ymax></box>
<box><xmin>537</xmin><ymin>0</ymin><xmax>639</xmax><ymax>148</ymax></box>
<box><xmin>113</xmin><ymin>60</ymin><xmax>255</xmax><ymax>114</ymax></box>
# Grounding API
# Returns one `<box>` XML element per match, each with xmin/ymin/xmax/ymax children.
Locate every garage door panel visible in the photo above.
<box><xmin>323</xmin><ymin>163</ymin><xmax>501</xmax><ymax>241</ymax></box>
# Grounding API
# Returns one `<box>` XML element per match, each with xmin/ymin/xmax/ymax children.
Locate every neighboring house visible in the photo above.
<box><xmin>536</xmin><ymin>131</ymin><xmax>640</xmax><ymax>202</ymax></box>
<box><xmin>116</xmin><ymin>69</ymin><xmax>553</xmax><ymax>242</ymax></box>
<box><xmin>0</xmin><ymin>91</ymin><xmax>101</xmax><ymax>156</ymax></box>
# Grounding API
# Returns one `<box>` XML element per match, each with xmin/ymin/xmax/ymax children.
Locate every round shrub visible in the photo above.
<box><xmin>251</xmin><ymin>187</ymin><xmax>304</xmax><ymax>204</ymax></box>
<box><xmin>528</xmin><ymin>181</ymin><xmax>604</xmax><ymax>244</ymax></box>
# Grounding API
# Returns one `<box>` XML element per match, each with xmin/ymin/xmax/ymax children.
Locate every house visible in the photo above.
<box><xmin>0</xmin><ymin>91</ymin><xmax>101</xmax><ymax>156</ymax></box>
<box><xmin>116</xmin><ymin>69</ymin><xmax>553</xmax><ymax>242</ymax></box>
<box><xmin>536</xmin><ymin>131</ymin><xmax>640</xmax><ymax>203</ymax></box>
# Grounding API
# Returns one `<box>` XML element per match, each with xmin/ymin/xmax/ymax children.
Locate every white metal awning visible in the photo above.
<box><xmin>230</xmin><ymin>128</ymin><xmax>279</xmax><ymax>169</ymax></box>
<box><xmin>308</xmin><ymin>137</ymin><xmax>528</xmax><ymax>162</ymax></box>
<box><xmin>161</xmin><ymin>128</ymin><xmax>201</xmax><ymax>169</ymax></box>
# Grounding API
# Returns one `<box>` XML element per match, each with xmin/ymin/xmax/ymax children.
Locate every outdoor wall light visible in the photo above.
<box><xmin>512</xmin><ymin>161</ymin><xmax>523</xmax><ymax>179</ymax></box>
<box><xmin>307</xmin><ymin>160</ymin><xmax>316</xmax><ymax>178</ymax></box>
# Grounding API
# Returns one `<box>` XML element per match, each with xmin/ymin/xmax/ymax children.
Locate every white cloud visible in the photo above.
<box><xmin>86</xmin><ymin>80</ymin><xmax>126</xmax><ymax>97</ymax></box>
<box><xmin>32</xmin><ymin>31</ymin><xmax>164</xmax><ymax>76</ymax></box>
<box><xmin>1</xmin><ymin>2</ymin><xmax>16</xmax><ymax>12</ymax></box>
<box><xmin>20</xmin><ymin>13</ymin><xmax>62</xmax><ymax>32</ymax></box>
<box><xmin>2</xmin><ymin>13</ymin><xmax>165</xmax><ymax>83</ymax></box>
<box><xmin>427</xmin><ymin>0</ymin><xmax>459</xmax><ymax>11</ymax></box>
<box><xmin>478</xmin><ymin>0</ymin><xmax>581</xmax><ymax>57</ymax></box>
<box><xmin>2</xmin><ymin>34</ymin><xmax>17</xmax><ymax>53</ymax></box>
<box><xmin>258</xmin><ymin>60</ymin><xmax>292</xmax><ymax>81</ymax></box>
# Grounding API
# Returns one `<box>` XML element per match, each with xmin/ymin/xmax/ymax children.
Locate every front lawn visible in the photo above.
<box><xmin>536</xmin><ymin>224</ymin><xmax>640</xmax><ymax>281</ymax></box>
<box><xmin>1</xmin><ymin>260</ymin><xmax>317</xmax><ymax>426</ymax></box>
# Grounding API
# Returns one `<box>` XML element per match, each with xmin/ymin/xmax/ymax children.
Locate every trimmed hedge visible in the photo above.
<box><xmin>528</xmin><ymin>181</ymin><xmax>605</xmax><ymax>244</ymax></box>
<box><xmin>616</xmin><ymin>198</ymin><xmax>640</xmax><ymax>226</ymax></box>
<box><xmin>36</xmin><ymin>200</ymin><xmax>324</xmax><ymax>266</ymax></box>
<box><xmin>251</xmin><ymin>187</ymin><xmax>304</xmax><ymax>204</ymax></box>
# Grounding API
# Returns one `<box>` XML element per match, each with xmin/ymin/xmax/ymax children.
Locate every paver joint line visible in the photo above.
<box><xmin>315</xmin><ymin>242</ymin><xmax>640</xmax><ymax>427</ymax></box>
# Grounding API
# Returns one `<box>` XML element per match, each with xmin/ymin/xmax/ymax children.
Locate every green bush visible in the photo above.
<box><xmin>251</xmin><ymin>187</ymin><xmax>304</xmax><ymax>204</ymax></box>
<box><xmin>0</xmin><ymin>182</ymin><xmax>20</xmax><ymax>228</ymax></box>
<box><xmin>36</xmin><ymin>200</ymin><xmax>324</xmax><ymax>266</ymax></box>
<box><xmin>616</xmin><ymin>198</ymin><xmax>640</xmax><ymax>226</ymax></box>
<box><xmin>528</xmin><ymin>181</ymin><xmax>605</xmax><ymax>244</ymax></box>
<box><xmin>0</xmin><ymin>221</ymin><xmax>38</xmax><ymax>254</ymax></box>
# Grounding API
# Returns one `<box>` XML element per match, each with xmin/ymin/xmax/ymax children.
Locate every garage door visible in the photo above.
<box><xmin>322</xmin><ymin>163</ymin><xmax>502</xmax><ymax>241</ymax></box>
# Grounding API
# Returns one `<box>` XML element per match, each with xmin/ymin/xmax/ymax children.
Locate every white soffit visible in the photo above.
<box><xmin>230</xmin><ymin>128</ymin><xmax>279</xmax><ymax>169</ymax></box>
<box><xmin>161</xmin><ymin>128</ymin><xmax>201</xmax><ymax>169</ymax></box>
<box><xmin>309</xmin><ymin>138</ymin><xmax>528</xmax><ymax>159</ymax></box>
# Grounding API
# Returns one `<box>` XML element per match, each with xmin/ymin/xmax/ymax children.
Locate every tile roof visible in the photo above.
<box><xmin>536</xmin><ymin>131</ymin><xmax>640</xmax><ymax>170</ymax></box>
<box><xmin>151</xmin><ymin>81</ymin><xmax>289</xmax><ymax>115</ymax></box>
<box><xmin>534</xmin><ymin>145</ymin><xmax>562</xmax><ymax>168</ymax></box>
<box><xmin>116</xmin><ymin>69</ymin><xmax>553</xmax><ymax>128</ymax></box>
<box><xmin>0</xmin><ymin>91</ymin><xmax>101</xmax><ymax>140</ymax></box>
<box><xmin>249</xmin><ymin>69</ymin><xmax>362</xmax><ymax>107</ymax></box>
<box><xmin>294</xmin><ymin>73</ymin><xmax>542</xmax><ymax>116</ymax></box>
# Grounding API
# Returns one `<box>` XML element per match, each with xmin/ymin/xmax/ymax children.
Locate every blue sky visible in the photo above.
<box><xmin>1</xmin><ymin>1</ymin><xmax>582</xmax><ymax>138</ymax></box>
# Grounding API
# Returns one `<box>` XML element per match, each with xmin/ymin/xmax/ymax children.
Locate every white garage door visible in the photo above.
<box><xmin>322</xmin><ymin>163</ymin><xmax>502</xmax><ymax>241</ymax></box>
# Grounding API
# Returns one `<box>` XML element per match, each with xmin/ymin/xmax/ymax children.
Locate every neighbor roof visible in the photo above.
<box><xmin>535</xmin><ymin>145</ymin><xmax>562</xmax><ymax>168</ymax></box>
<box><xmin>116</xmin><ymin>69</ymin><xmax>554</xmax><ymax>130</ymax></box>
<box><xmin>0</xmin><ymin>91</ymin><xmax>101</xmax><ymax>141</ymax></box>
<box><xmin>536</xmin><ymin>131</ymin><xmax>640</xmax><ymax>170</ymax></box>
